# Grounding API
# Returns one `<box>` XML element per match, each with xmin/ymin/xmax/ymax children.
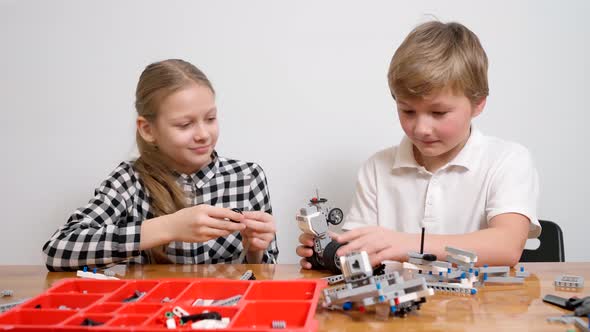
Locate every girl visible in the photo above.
<box><xmin>43</xmin><ymin>59</ymin><xmax>278</xmax><ymax>271</ymax></box>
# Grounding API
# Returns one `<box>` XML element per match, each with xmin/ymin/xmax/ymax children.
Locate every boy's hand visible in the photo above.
<box><xmin>331</xmin><ymin>226</ymin><xmax>412</xmax><ymax>266</ymax></box>
<box><xmin>296</xmin><ymin>233</ymin><xmax>315</xmax><ymax>269</ymax></box>
<box><xmin>169</xmin><ymin>205</ymin><xmax>246</xmax><ymax>243</ymax></box>
<box><xmin>240</xmin><ymin>211</ymin><xmax>276</xmax><ymax>252</ymax></box>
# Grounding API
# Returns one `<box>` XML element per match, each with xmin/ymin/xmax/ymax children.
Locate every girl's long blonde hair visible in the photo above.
<box><xmin>133</xmin><ymin>59</ymin><xmax>215</xmax><ymax>263</ymax></box>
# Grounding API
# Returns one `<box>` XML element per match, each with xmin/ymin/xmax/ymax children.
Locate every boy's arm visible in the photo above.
<box><xmin>415</xmin><ymin>213</ymin><xmax>530</xmax><ymax>266</ymax></box>
<box><xmin>335</xmin><ymin>212</ymin><xmax>530</xmax><ymax>267</ymax></box>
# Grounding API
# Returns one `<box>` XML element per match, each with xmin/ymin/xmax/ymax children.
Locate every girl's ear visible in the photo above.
<box><xmin>137</xmin><ymin>116</ymin><xmax>156</xmax><ymax>143</ymax></box>
<box><xmin>472</xmin><ymin>97</ymin><xmax>486</xmax><ymax>118</ymax></box>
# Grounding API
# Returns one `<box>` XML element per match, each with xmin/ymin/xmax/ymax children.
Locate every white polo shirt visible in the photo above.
<box><xmin>343</xmin><ymin>128</ymin><xmax>541</xmax><ymax>238</ymax></box>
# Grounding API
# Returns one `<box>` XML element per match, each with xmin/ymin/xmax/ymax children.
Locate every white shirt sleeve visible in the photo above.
<box><xmin>485</xmin><ymin>144</ymin><xmax>541</xmax><ymax>238</ymax></box>
<box><xmin>343</xmin><ymin>154</ymin><xmax>379</xmax><ymax>230</ymax></box>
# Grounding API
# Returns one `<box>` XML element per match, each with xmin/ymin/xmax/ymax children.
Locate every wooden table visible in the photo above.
<box><xmin>1</xmin><ymin>263</ymin><xmax>589</xmax><ymax>331</ymax></box>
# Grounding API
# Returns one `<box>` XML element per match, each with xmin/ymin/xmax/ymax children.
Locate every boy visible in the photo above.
<box><xmin>297</xmin><ymin>21</ymin><xmax>539</xmax><ymax>268</ymax></box>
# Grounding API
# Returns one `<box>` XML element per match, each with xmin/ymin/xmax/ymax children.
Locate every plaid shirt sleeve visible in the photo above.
<box><xmin>42</xmin><ymin>163</ymin><xmax>143</xmax><ymax>271</ymax></box>
<box><xmin>248</xmin><ymin>163</ymin><xmax>279</xmax><ymax>263</ymax></box>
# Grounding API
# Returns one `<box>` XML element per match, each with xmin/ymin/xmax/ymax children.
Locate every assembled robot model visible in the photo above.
<box><xmin>296</xmin><ymin>194</ymin><xmax>344</xmax><ymax>273</ymax></box>
<box><xmin>322</xmin><ymin>251</ymin><xmax>434</xmax><ymax>317</ymax></box>
<box><xmin>307</xmin><ymin>194</ymin><xmax>344</xmax><ymax>226</ymax></box>
<box><xmin>326</xmin><ymin>228</ymin><xmax>529</xmax><ymax>297</ymax></box>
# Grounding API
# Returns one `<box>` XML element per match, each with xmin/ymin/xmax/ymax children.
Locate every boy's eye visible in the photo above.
<box><xmin>432</xmin><ymin>112</ymin><xmax>447</xmax><ymax>117</ymax></box>
<box><xmin>176</xmin><ymin>122</ymin><xmax>191</xmax><ymax>128</ymax></box>
<box><xmin>207</xmin><ymin>117</ymin><xmax>217</xmax><ymax>122</ymax></box>
<box><xmin>401</xmin><ymin>110</ymin><xmax>415</xmax><ymax>116</ymax></box>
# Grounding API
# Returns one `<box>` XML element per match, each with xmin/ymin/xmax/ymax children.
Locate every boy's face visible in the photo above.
<box><xmin>396</xmin><ymin>89</ymin><xmax>485</xmax><ymax>170</ymax></box>
<box><xmin>138</xmin><ymin>83</ymin><xmax>219</xmax><ymax>174</ymax></box>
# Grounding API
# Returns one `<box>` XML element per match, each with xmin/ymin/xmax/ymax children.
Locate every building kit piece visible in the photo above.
<box><xmin>122</xmin><ymin>290</ymin><xmax>145</xmax><ymax>303</ymax></box>
<box><xmin>0</xmin><ymin>290</ymin><xmax>13</xmax><ymax>297</ymax></box>
<box><xmin>103</xmin><ymin>264</ymin><xmax>127</xmax><ymax>277</ymax></box>
<box><xmin>573</xmin><ymin>316</ymin><xmax>590</xmax><ymax>332</ymax></box>
<box><xmin>482</xmin><ymin>276</ymin><xmax>524</xmax><ymax>284</ymax></box>
<box><xmin>172</xmin><ymin>306</ymin><xmax>190</xmax><ymax>318</ymax></box>
<box><xmin>296</xmin><ymin>193</ymin><xmax>345</xmax><ymax>273</ymax></box>
<box><xmin>80</xmin><ymin>318</ymin><xmax>104</xmax><ymax>326</ymax></box>
<box><xmin>165</xmin><ymin>315</ymin><xmax>176</xmax><ymax>329</ymax></box>
<box><xmin>271</xmin><ymin>320</ymin><xmax>286</xmax><ymax>328</ymax></box>
<box><xmin>211</xmin><ymin>295</ymin><xmax>242</xmax><ymax>306</ymax></box>
<box><xmin>546</xmin><ymin>315</ymin><xmax>578</xmax><ymax>324</ymax></box>
<box><xmin>103</xmin><ymin>270</ymin><xmax>116</xmax><ymax>277</ymax></box>
<box><xmin>76</xmin><ymin>266</ymin><xmax>119</xmax><ymax>280</ymax></box>
<box><xmin>179</xmin><ymin>311</ymin><xmax>221</xmax><ymax>324</ymax></box>
<box><xmin>239</xmin><ymin>270</ymin><xmax>256</xmax><ymax>280</ymax></box>
<box><xmin>515</xmin><ymin>265</ymin><xmax>530</xmax><ymax>278</ymax></box>
<box><xmin>478</xmin><ymin>263</ymin><xmax>528</xmax><ymax>285</ymax></box>
<box><xmin>191</xmin><ymin>317</ymin><xmax>230</xmax><ymax>329</ymax></box>
<box><xmin>402</xmin><ymin>244</ymin><xmax>478</xmax><ymax>295</ymax></box>
<box><xmin>0</xmin><ymin>298</ymin><xmax>29</xmax><ymax>313</ymax></box>
<box><xmin>323</xmin><ymin>274</ymin><xmax>345</xmax><ymax>285</ymax></box>
<box><xmin>479</xmin><ymin>266</ymin><xmax>510</xmax><ymax>274</ymax></box>
<box><xmin>555</xmin><ymin>275</ymin><xmax>585</xmax><ymax>289</ymax></box>
<box><xmin>543</xmin><ymin>294</ymin><xmax>590</xmax><ymax>317</ymax></box>
<box><xmin>191</xmin><ymin>299</ymin><xmax>214</xmax><ymax>306</ymax></box>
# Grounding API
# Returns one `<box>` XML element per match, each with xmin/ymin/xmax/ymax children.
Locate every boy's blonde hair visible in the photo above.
<box><xmin>134</xmin><ymin>59</ymin><xmax>215</xmax><ymax>263</ymax></box>
<box><xmin>388</xmin><ymin>21</ymin><xmax>489</xmax><ymax>104</ymax></box>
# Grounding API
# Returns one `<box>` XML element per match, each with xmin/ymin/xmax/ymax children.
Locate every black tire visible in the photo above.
<box><xmin>372</xmin><ymin>263</ymin><xmax>386</xmax><ymax>276</ymax></box>
<box><xmin>307</xmin><ymin>251</ymin><xmax>324</xmax><ymax>270</ymax></box>
<box><xmin>322</xmin><ymin>241</ymin><xmax>343</xmax><ymax>274</ymax></box>
<box><xmin>327</xmin><ymin>208</ymin><xmax>344</xmax><ymax>225</ymax></box>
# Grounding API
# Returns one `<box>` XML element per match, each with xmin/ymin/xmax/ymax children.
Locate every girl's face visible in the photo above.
<box><xmin>141</xmin><ymin>83</ymin><xmax>219</xmax><ymax>174</ymax></box>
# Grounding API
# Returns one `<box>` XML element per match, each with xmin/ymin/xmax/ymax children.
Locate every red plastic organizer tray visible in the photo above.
<box><xmin>0</xmin><ymin>278</ymin><xmax>326</xmax><ymax>331</ymax></box>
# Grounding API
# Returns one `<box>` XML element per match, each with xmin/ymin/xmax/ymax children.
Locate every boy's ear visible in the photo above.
<box><xmin>472</xmin><ymin>97</ymin><xmax>487</xmax><ymax>118</ymax></box>
<box><xmin>137</xmin><ymin>116</ymin><xmax>156</xmax><ymax>143</ymax></box>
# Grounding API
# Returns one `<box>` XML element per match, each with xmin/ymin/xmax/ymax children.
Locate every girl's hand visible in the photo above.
<box><xmin>296</xmin><ymin>233</ymin><xmax>315</xmax><ymax>269</ymax></box>
<box><xmin>240</xmin><ymin>211</ymin><xmax>276</xmax><ymax>252</ymax></box>
<box><xmin>168</xmin><ymin>205</ymin><xmax>246</xmax><ymax>243</ymax></box>
<box><xmin>331</xmin><ymin>226</ymin><xmax>413</xmax><ymax>266</ymax></box>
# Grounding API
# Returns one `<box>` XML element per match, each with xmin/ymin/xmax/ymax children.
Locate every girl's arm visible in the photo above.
<box><xmin>42</xmin><ymin>163</ymin><xmax>143</xmax><ymax>271</ymax></box>
<box><xmin>139</xmin><ymin>215</ymin><xmax>174</xmax><ymax>249</ymax></box>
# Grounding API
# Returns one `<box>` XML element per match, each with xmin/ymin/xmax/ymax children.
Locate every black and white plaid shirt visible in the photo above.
<box><xmin>42</xmin><ymin>152</ymin><xmax>278</xmax><ymax>271</ymax></box>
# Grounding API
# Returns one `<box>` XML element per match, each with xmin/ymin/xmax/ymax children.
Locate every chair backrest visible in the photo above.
<box><xmin>519</xmin><ymin>219</ymin><xmax>565</xmax><ymax>262</ymax></box>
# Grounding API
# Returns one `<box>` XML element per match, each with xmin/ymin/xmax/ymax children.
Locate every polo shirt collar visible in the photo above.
<box><xmin>449</xmin><ymin>127</ymin><xmax>482</xmax><ymax>170</ymax></box>
<box><xmin>392</xmin><ymin>135</ymin><xmax>421</xmax><ymax>169</ymax></box>
<box><xmin>392</xmin><ymin>127</ymin><xmax>483</xmax><ymax>171</ymax></box>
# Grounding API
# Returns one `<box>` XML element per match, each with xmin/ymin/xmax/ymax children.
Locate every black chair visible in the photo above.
<box><xmin>519</xmin><ymin>219</ymin><xmax>565</xmax><ymax>262</ymax></box>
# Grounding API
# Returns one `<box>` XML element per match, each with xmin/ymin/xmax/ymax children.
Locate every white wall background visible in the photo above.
<box><xmin>0</xmin><ymin>0</ymin><xmax>588</xmax><ymax>265</ymax></box>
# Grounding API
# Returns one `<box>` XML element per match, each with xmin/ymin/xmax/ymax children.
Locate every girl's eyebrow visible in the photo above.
<box><xmin>169</xmin><ymin>107</ymin><xmax>217</xmax><ymax>121</ymax></box>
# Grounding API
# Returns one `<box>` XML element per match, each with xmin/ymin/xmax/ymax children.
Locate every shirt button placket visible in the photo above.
<box><xmin>424</xmin><ymin>174</ymin><xmax>437</xmax><ymax>227</ymax></box>
<box><xmin>182</xmin><ymin>175</ymin><xmax>199</xmax><ymax>264</ymax></box>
